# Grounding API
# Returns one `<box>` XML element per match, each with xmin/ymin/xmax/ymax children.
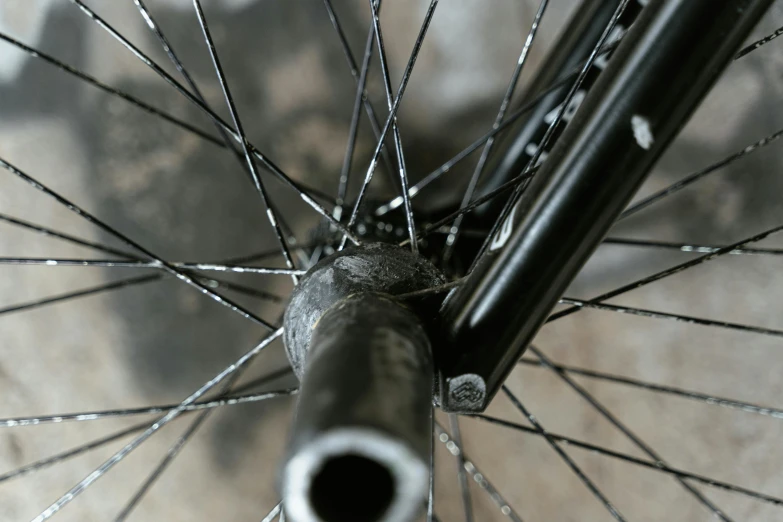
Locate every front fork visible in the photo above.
<box><xmin>437</xmin><ymin>0</ymin><xmax>774</xmax><ymax>412</ymax></box>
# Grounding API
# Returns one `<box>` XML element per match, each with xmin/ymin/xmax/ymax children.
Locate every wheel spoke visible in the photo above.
<box><xmin>434</xmin><ymin>422</ymin><xmax>524</xmax><ymax>521</ymax></box>
<box><xmin>602</xmin><ymin>237</ymin><xmax>783</xmax><ymax>256</ymax></box>
<box><xmin>0</xmin><ymin>157</ymin><xmax>276</xmax><ymax>330</ymax></box>
<box><xmin>0</xmin><ymin>388</ymin><xmax>294</xmax><ymax>484</ymax></box>
<box><xmin>399</xmin><ymin>166</ymin><xmax>540</xmax><ymax>247</ymax></box>
<box><xmin>427</xmin><ymin>408</ymin><xmax>435</xmax><ymax>522</ymax></box>
<box><xmin>192</xmin><ymin>0</ymin><xmax>297</xmax><ymax>281</ymax></box>
<box><xmin>0</xmin><ymin>257</ymin><xmax>304</xmax><ymax>275</ymax></box>
<box><xmin>332</xmin><ymin>6</ymin><xmax>373</xmax><ymax>213</ymax></box>
<box><xmin>501</xmin><ymin>386</ymin><xmax>627</xmax><ymax>521</ymax></box>
<box><xmin>442</xmin><ymin>0</ymin><xmax>550</xmax><ymax>262</ymax></box>
<box><xmin>0</xmin><ymin>213</ymin><xmax>292</xmax><ymax>311</ymax></box>
<box><xmin>67</xmin><ymin>0</ymin><xmax>358</xmax><ymax>241</ymax></box>
<box><xmin>0</xmin><ymin>29</ymin><xmax>222</xmax><ymax>139</ymax></box>
<box><xmin>448</xmin><ymin>414</ymin><xmax>474</xmax><ymax>522</ymax></box>
<box><xmin>341</xmin><ymin>0</ymin><xmax>440</xmax><ymax>247</ymax></box>
<box><xmin>0</xmin><ymin>275</ymin><xmax>160</xmax><ymax>317</ymax></box>
<box><xmin>133</xmin><ymin>0</ymin><xmax>300</xmax><ymax>252</ymax></box>
<box><xmin>527</xmin><ymin>346</ymin><xmax>731</xmax><ymax>521</ymax></box>
<box><xmin>516</xmin><ymin>357</ymin><xmax>783</xmax><ymax>421</ymax></box>
<box><xmin>374</xmin><ymin>77</ymin><xmax>561</xmax><ymax>217</ymax></box>
<box><xmin>0</xmin><ymin>213</ymin><xmax>136</xmax><ymax>259</ymax></box>
<box><xmin>0</xmin><ymin>421</ymin><xmax>148</xmax><ymax>485</ymax></box>
<box><xmin>132</xmin><ymin>0</ymin><xmax>202</xmax><ymax>99</ymax></box>
<box><xmin>0</xmin><ymin>388</ymin><xmax>296</xmax><ymax>428</ymax></box>
<box><xmin>114</xmin><ymin>366</ymin><xmax>249</xmax><ymax>521</ymax></box>
<box><xmin>0</xmin><ymin>212</ymin><xmax>289</xmax><ymax>303</ymax></box>
<box><xmin>549</xmin><ymin>223</ymin><xmax>783</xmax><ymax>323</ymax></box>
<box><xmin>472</xmin><ymin>414</ymin><xmax>783</xmax><ymax>507</ymax></box>
<box><xmin>368</xmin><ymin>0</ymin><xmax>417</xmax><ymax>252</ymax></box>
<box><xmin>0</xmin><ymin>28</ymin><xmax>335</xmax><ymax>211</ymax></box>
<box><xmin>468</xmin><ymin>0</ymin><xmax>633</xmax><ymax>272</ymax></box>
<box><xmin>394</xmin><ymin>278</ymin><xmax>466</xmax><ymax>300</ymax></box>
<box><xmin>0</xmin><ymin>363</ymin><xmax>291</xmax><ymax>430</ymax></box>
<box><xmin>0</xmin><ymin>28</ymin><xmax>332</xmax><ymax>201</ymax></box>
<box><xmin>0</xmin><ymin>209</ymin><xmax>307</xmax><ymax>275</ymax></box>
<box><xmin>206</xmin><ymin>278</ymin><xmax>285</xmax><ymax>304</ymax></box>
<box><xmin>0</xmin><ymin>271</ymin><xmax>285</xmax><ymax>315</ymax></box>
<box><xmin>559</xmin><ymin>296</ymin><xmax>783</xmax><ymax>338</ymax></box>
<box><xmin>322</xmin><ymin>0</ymin><xmax>398</xmax><ymax>199</ymax></box>
<box><xmin>735</xmin><ymin>24</ymin><xmax>783</xmax><ymax>59</ymax></box>
<box><xmin>260</xmin><ymin>502</ymin><xmax>283</xmax><ymax>522</ymax></box>
<box><xmin>374</xmin><ymin>40</ymin><xmax>626</xmax><ymax>217</ymax></box>
<box><xmin>32</xmin><ymin>328</ymin><xmax>283</xmax><ymax>521</ymax></box>
<box><xmin>0</xmin><ymin>25</ymin><xmax>333</xmax><ymax>207</ymax></box>
<box><xmin>619</xmin><ymin>127</ymin><xmax>783</xmax><ymax>220</ymax></box>
<box><xmin>218</xmin><ymin>241</ymin><xmax>322</xmax><ymax>265</ymax></box>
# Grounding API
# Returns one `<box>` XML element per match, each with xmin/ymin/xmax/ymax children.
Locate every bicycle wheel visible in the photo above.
<box><xmin>0</xmin><ymin>0</ymin><xmax>781</xmax><ymax>521</ymax></box>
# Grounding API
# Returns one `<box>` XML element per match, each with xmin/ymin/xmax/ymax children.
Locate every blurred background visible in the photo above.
<box><xmin>0</xmin><ymin>0</ymin><xmax>782</xmax><ymax>520</ymax></box>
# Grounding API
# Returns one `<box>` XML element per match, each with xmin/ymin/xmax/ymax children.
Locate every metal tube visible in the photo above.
<box><xmin>472</xmin><ymin>0</ymin><xmax>632</xmax><ymax>224</ymax></box>
<box><xmin>438</xmin><ymin>0</ymin><xmax>774</xmax><ymax>412</ymax></box>
<box><xmin>282</xmin><ymin>292</ymin><xmax>432</xmax><ymax>522</ymax></box>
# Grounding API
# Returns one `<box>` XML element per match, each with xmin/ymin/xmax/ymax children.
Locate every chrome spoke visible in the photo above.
<box><xmin>527</xmin><ymin>346</ymin><xmax>731</xmax><ymax>521</ymax></box>
<box><xmin>32</xmin><ymin>329</ymin><xmax>282</xmax><ymax>521</ymax></box>
<box><xmin>550</xmin><ymin>223</ymin><xmax>783</xmax><ymax>323</ymax></box>
<box><xmin>133</xmin><ymin>0</ymin><xmax>300</xmax><ymax>251</ymax></box>
<box><xmin>114</xmin><ymin>367</ymin><xmax>248</xmax><ymax>521</ymax></box>
<box><xmin>735</xmin><ymin>24</ymin><xmax>783</xmax><ymax>58</ymax></box>
<box><xmin>0</xmin><ymin>388</ymin><xmax>294</xmax><ymax>484</ymax></box>
<box><xmin>394</xmin><ymin>278</ymin><xmax>466</xmax><ymax>300</ymax></box>
<box><xmin>0</xmin><ymin>257</ymin><xmax>304</xmax><ymax>275</ymax></box>
<box><xmin>473</xmin><ymin>414</ymin><xmax>783</xmax><ymax>507</ymax></box>
<box><xmin>0</xmin><ymin>213</ymin><xmax>136</xmax><ymax>259</ymax></box>
<box><xmin>0</xmin><ymin>157</ymin><xmax>276</xmax><ymax>330</ymax></box>
<box><xmin>0</xmin><ymin>213</ymin><xmax>291</xmax><ymax>312</ymax></box>
<box><xmin>434</xmin><ymin>422</ymin><xmax>524</xmax><ymax>522</ymax></box>
<box><xmin>0</xmin><ymin>271</ymin><xmax>284</xmax><ymax>316</ymax></box>
<box><xmin>602</xmin><ymin>237</ymin><xmax>783</xmax><ymax>256</ymax></box>
<box><xmin>341</xmin><ymin>0</ymin><xmax>440</xmax><ymax>248</ymax></box>
<box><xmin>559</xmin><ymin>296</ymin><xmax>783</xmax><ymax>338</ymax></box>
<box><xmin>442</xmin><ymin>0</ymin><xmax>550</xmax><ymax>262</ymax></box>
<box><xmin>428</xmin><ymin>408</ymin><xmax>435</xmax><ymax>522</ymax></box>
<box><xmin>0</xmin><ymin>275</ymin><xmax>160</xmax><ymax>317</ymax></box>
<box><xmin>448</xmin><ymin>414</ymin><xmax>474</xmax><ymax>522</ymax></box>
<box><xmin>619</xmin><ymin>127</ymin><xmax>783</xmax><ymax>220</ymax></box>
<box><xmin>68</xmin><ymin>0</ymin><xmax>358</xmax><ymax>240</ymax></box>
<box><xmin>502</xmin><ymin>386</ymin><xmax>627</xmax><ymax>521</ymax></box>
<box><xmin>517</xmin><ymin>357</ymin><xmax>783</xmax><ymax>421</ymax></box>
<box><xmin>467</xmin><ymin>0</ymin><xmax>633</xmax><ymax>272</ymax></box>
<box><xmin>399</xmin><ymin>166</ymin><xmax>540</xmax><ymax>247</ymax></box>
<box><xmin>0</xmin><ymin>422</ymin><xmax>148</xmax><ymax>485</ymax></box>
<box><xmin>374</xmin><ymin>39</ymin><xmax>626</xmax><ymax>217</ymax></box>
<box><xmin>260</xmin><ymin>502</ymin><xmax>283</xmax><ymax>522</ymax></box>
<box><xmin>368</xmin><ymin>0</ymin><xmax>417</xmax><ymax>251</ymax></box>
<box><xmin>192</xmin><ymin>0</ymin><xmax>298</xmax><ymax>281</ymax></box>
<box><xmin>0</xmin><ymin>32</ymin><xmax>337</xmax><ymax>205</ymax></box>
<box><xmin>322</xmin><ymin>0</ymin><xmax>398</xmax><ymax>199</ymax></box>
<box><xmin>0</xmin><ymin>388</ymin><xmax>296</xmax><ymax>428</ymax></box>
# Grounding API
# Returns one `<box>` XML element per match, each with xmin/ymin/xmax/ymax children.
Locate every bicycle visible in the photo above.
<box><xmin>0</xmin><ymin>0</ymin><xmax>782</xmax><ymax>520</ymax></box>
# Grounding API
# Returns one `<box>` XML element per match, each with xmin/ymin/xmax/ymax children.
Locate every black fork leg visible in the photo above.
<box><xmin>438</xmin><ymin>0</ymin><xmax>774</xmax><ymax>412</ymax></box>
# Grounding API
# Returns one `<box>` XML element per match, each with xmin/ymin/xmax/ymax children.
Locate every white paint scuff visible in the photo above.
<box><xmin>631</xmin><ymin>115</ymin><xmax>654</xmax><ymax>150</ymax></box>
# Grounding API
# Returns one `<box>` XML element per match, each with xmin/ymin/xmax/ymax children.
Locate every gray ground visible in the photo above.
<box><xmin>0</xmin><ymin>0</ymin><xmax>782</xmax><ymax>520</ymax></box>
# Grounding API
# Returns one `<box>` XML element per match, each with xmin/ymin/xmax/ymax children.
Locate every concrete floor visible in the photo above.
<box><xmin>0</xmin><ymin>0</ymin><xmax>782</xmax><ymax>520</ymax></box>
